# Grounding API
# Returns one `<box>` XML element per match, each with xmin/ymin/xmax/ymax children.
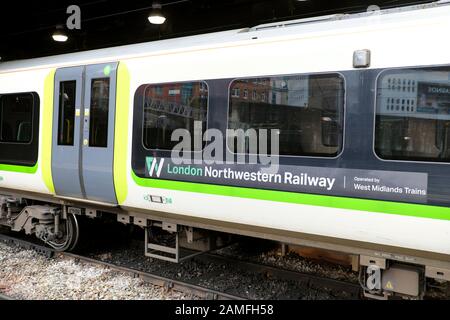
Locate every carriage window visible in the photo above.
<box><xmin>58</xmin><ymin>81</ymin><xmax>76</xmax><ymax>146</ymax></box>
<box><xmin>375</xmin><ymin>67</ymin><xmax>450</xmax><ymax>162</ymax></box>
<box><xmin>0</xmin><ymin>93</ymin><xmax>33</xmax><ymax>143</ymax></box>
<box><xmin>228</xmin><ymin>74</ymin><xmax>345</xmax><ymax>157</ymax></box>
<box><xmin>89</xmin><ymin>78</ymin><xmax>110</xmax><ymax>148</ymax></box>
<box><xmin>0</xmin><ymin>92</ymin><xmax>39</xmax><ymax>167</ymax></box>
<box><xmin>142</xmin><ymin>82</ymin><xmax>208</xmax><ymax>150</ymax></box>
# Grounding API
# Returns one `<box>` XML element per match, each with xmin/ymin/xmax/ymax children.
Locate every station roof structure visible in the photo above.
<box><xmin>0</xmin><ymin>0</ymin><xmax>433</xmax><ymax>61</ymax></box>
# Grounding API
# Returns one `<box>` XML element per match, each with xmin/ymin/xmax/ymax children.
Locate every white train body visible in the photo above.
<box><xmin>1</xmin><ymin>2</ymin><xmax>450</xmax><ymax>282</ymax></box>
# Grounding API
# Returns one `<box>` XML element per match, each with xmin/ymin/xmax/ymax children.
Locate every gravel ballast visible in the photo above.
<box><xmin>0</xmin><ymin>242</ymin><xmax>196</xmax><ymax>300</ymax></box>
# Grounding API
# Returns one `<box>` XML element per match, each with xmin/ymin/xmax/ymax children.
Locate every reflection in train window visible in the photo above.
<box><xmin>142</xmin><ymin>82</ymin><xmax>208</xmax><ymax>150</ymax></box>
<box><xmin>58</xmin><ymin>81</ymin><xmax>76</xmax><ymax>146</ymax></box>
<box><xmin>0</xmin><ymin>93</ymin><xmax>34</xmax><ymax>143</ymax></box>
<box><xmin>89</xmin><ymin>78</ymin><xmax>110</xmax><ymax>148</ymax></box>
<box><xmin>375</xmin><ymin>67</ymin><xmax>450</xmax><ymax>162</ymax></box>
<box><xmin>228</xmin><ymin>74</ymin><xmax>345</xmax><ymax>157</ymax></box>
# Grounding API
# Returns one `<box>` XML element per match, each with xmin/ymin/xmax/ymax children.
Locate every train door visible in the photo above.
<box><xmin>52</xmin><ymin>63</ymin><xmax>118</xmax><ymax>204</ymax></box>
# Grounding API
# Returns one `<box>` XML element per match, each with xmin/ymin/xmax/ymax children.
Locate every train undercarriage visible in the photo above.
<box><xmin>1</xmin><ymin>193</ymin><xmax>450</xmax><ymax>300</ymax></box>
<box><xmin>0</xmin><ymin>196</ymin><xmax>79</xmax><ymax>251</ymax></box>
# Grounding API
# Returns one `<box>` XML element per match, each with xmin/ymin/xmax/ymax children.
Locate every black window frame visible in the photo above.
<box><xmin>0</xmin><ymin>92</ymin><xmax>40</xmax><ymax>167</ymax></box>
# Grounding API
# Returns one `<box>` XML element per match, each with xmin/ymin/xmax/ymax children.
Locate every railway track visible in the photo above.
<box><xmin>60</xmin><ymin>251</ymin><xmax>245</xmax><ymax>300</ymax></box>
<box><xmin>0</xmin><ymin>232</ymin><xmax>361</xmax><ymax>300</ymax></box>
<box><xmin>194</xmin><ymin>252</ymin><xmax>361</xmax><ymax>299</ymax></box>
<box><xmin>0</xmin><ymin>233</ymin><xmax>54</xmax><ymax>258</ymax></box>
<box><xmin>0</xmin><ymin>232</ymin><xmax>242</xmax><ymax>300</ymax></box>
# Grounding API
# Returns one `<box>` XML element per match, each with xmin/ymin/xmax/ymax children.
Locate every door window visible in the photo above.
<box><xmin>89</xmin><ymin>78</ymin><xmax>110</xmax><ymax>148</ymax></box>
<box><xmin>57</xmin><ymin>81</ymin><xmax>76</xmax><ymax>146</ymax></box>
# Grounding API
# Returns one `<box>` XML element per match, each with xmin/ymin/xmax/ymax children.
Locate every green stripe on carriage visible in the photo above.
<box><xmin>0</xmin><ymin>163</ymin><xmax>38</xmax><ymax>174</ymax></box>
<box><xmin>131</xmin><ymin>172</ymin><xmax>450</xmax><ymax>221</ymax></box>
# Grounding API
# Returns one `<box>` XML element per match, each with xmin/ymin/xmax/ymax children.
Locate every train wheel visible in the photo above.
<box><xmin>47</xmin><ymin>213</ymin><xmax>79</xmax><ymax>252</ymax></box>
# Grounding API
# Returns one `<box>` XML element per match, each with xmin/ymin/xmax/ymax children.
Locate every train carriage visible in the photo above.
<box><xmin>1</xmin><ymin>1</ymin><xmax>450</xmax><ymax>299</ymax></box>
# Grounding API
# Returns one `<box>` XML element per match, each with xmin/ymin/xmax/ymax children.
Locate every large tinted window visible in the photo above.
<box><xmin>0</xmin><ymin>93</ymin><xmax>33</xmax><ymax>143</ymax></box>
<box><xmin>0</xmin><ymin>92</ymin><xmax>39</xmax><ymax>167</ymax></box>
<box><xmin>375</xmin><ymin>67</ymin><xmax>450</xmax><ymax>162</ymax></box>
<box><xmin>142</xmin><ymin>82</ymin><xmax>208</xmax><ymax>150</ymax></box>
<box><xmin>228</xmin><ymin>74</ymin><xmax>345</xmax><ymax>157</ymax></box>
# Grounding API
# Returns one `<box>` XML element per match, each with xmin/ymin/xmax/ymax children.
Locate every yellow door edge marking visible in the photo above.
<box><xmin>42</xmin><ymin>70</ymin><xmax>56</xmax><ymax>194</ymax></box>
<box><xmin>114</xmin><ymin>62</ymin><xmax>130</xmax><ymax>204</ymax></box>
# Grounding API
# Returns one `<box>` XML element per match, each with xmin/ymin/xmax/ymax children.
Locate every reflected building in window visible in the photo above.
<box><xmin>228</xmin><ymin>74</ymin><xmax>345</xmax><ymax>157</ymax></box>
<box><xmin>141</xmin><ymin>82</ymin><xmax>208</xmax><ymax>150</ymax></box>
<box><xmin>376</xmin><ymin>68</ymin><xmax>450</xmax><ymax>162</ymax></box>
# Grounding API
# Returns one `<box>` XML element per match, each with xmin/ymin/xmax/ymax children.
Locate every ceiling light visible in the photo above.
<box><xmin>52</xmin><ymin>25</ymin><xmax>68</xmax><ymax>42</ymax></box>
<box><xmin>148</xmin><ymin>3</ymin><xmax>166</xmax><ymax>25</ymax></box>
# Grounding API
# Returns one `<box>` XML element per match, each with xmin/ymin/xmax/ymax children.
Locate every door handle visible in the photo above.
<box><xmin>83</xmin><ymin>108</ymin><xmax>90</xmax><ymax>147</ymax></box>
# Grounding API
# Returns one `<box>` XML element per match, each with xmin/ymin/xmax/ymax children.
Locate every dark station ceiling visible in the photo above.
<box><xmin>0</xmin><ymin>0</ymin><xmax>433</xmax><ymax>61</ymax></box>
